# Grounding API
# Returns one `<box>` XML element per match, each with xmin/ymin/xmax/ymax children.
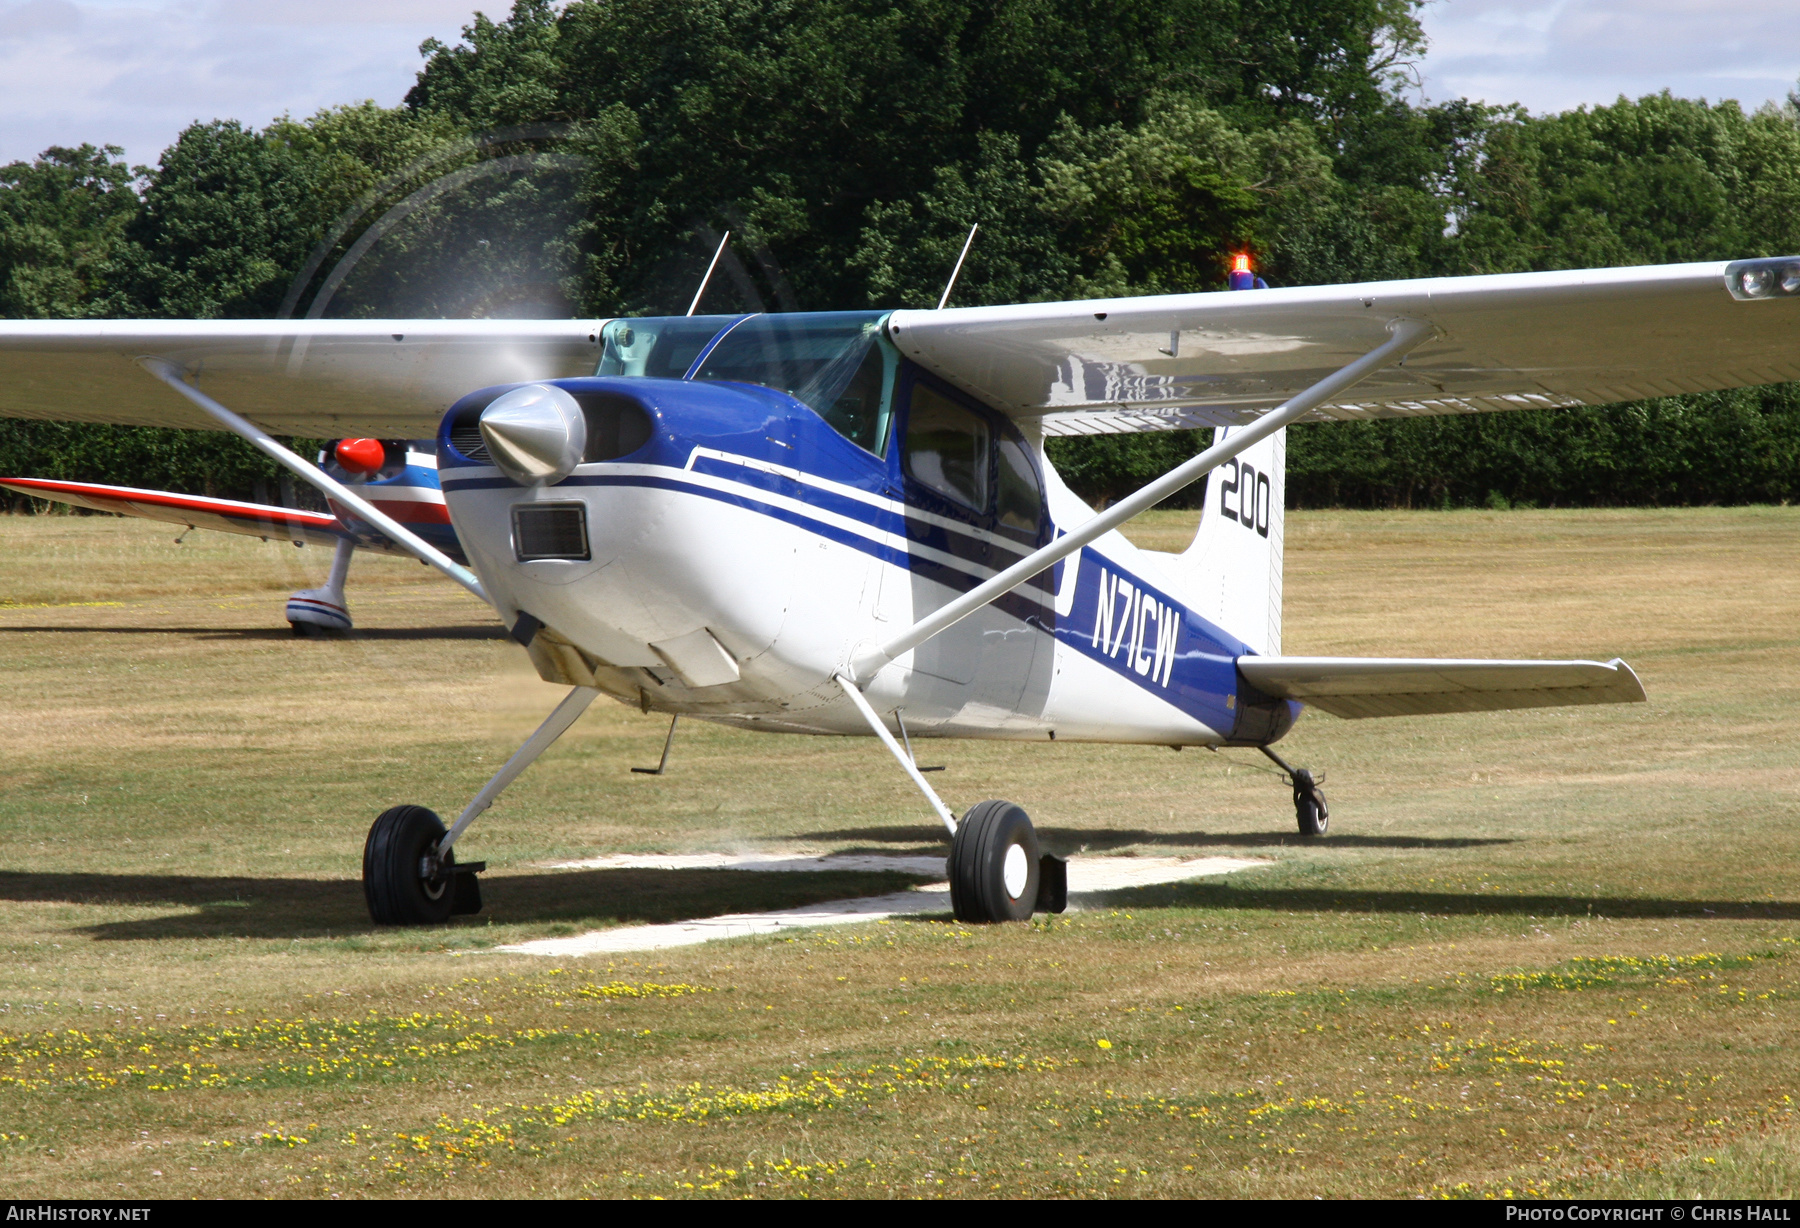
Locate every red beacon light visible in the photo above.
<box><xmin>335</xmin><ymin>438</ymin><xmax>386</xmax><ymax>475</ymax></box>
<box><xmin>1228</xmin><ymin>253</ymin><xmax>1265</xmax><ymax>291</ymax></box>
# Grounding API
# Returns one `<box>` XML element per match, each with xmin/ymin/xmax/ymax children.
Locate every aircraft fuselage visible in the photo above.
<box><xmin>438</xmin><ymin>352</ymin><xmax>1297</xmax><ymax>748</ymax></box>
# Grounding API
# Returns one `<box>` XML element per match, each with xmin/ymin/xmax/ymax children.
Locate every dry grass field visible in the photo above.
<box><xmin>0</xmin><ymin>506</ymin><xmax>1797</xmax><ymax>1198</ymax></box>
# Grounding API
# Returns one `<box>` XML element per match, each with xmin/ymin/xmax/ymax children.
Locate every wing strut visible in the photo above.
<box><xmin>851</xmin><ymin>317</ymin><xmax>1434</xmax><ymax>683</ymax></box>
<box><xmin>142</xmin><ymin>359</ymin><xmax>491</xmax><ymax>607</ymax></box>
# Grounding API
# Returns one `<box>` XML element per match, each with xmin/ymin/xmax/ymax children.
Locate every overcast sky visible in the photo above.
<box><xmin>1416</xmin><ymin>0</ymin><xmax>1800</xmax><ymax>116</ymax></box>
<box><xmin>1</xmin><ymin>0</ymin><xmax>1798</xmax><ymax>168</ymax></box>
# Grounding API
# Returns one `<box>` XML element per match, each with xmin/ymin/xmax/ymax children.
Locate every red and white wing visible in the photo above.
<box><xmin>0</xmin><ymin>478</ymin><xmax>350</xmax><ymax>550</ymax></box>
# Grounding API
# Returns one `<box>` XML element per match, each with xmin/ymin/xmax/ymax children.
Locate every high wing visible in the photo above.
<box><xmin>0</xmin><ymin>259</ymin><xmax>1793</xmax><ymax>439</ymax></box>
<box><xmin>887</xmin><ymin>258</ymin><xmax>1800</xmax><ymax>435</ymax></box>
<box><xmin>1237</xmin><ymin>656</ymin><xmax>1646</xmax><ymax>719</ymax></box>
<box><xmin>0</xmin><ymin>319</ymin><xmax>602</xmax><ymax>438</ymax></box>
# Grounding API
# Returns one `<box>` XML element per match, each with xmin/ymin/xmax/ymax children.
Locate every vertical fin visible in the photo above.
<box><xmin>1170</xmin><ymin>425</ymin><xmax>1286</xmax><ymax>655</ymax></box>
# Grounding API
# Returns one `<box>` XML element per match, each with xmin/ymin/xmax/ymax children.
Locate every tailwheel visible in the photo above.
<box><xmin>1260</xmin><ymin>746</ymin><xmax>1329</xmax><ymax>838</ymax></box>
<box><xmin>1292</xmin><ymin>768</ymin><xmax>1329</xmax><ymax>837</ymax></box>
<box><xmin>950</xmin><ymin>799</ymin><xmax>1044</xmax><ymax>923</ymax></box>
<box><xmin>363</xmin><ymin>804</ymin><xmax>483</xmax><ymax>924</ymax></box>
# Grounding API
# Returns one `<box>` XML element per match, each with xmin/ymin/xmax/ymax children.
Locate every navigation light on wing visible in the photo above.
<box><xmin>1726</xmin><ymin>256</ymin><xmax>1800</xmax><ymax>300</ymax></box>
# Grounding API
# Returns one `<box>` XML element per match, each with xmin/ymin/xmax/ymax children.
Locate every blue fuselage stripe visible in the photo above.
<box><xmin>444</xmin><ymin>466</ymin><xmax>1048</xmax><ymax>598</ymax></box>
<box><xmin>463</xmin><ymin>469</ymin><xmax>1055</xmax><ymax>627</ymax></box>
<box><xmin>444</xmin><ymin>463</ymin><xmax>1246</xmax><ymax>728</ymax></box>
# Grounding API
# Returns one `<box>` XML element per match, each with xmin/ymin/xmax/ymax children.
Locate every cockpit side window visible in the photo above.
<box><xmin>901</xmin><ymin>376</ymin><xmax>1045</xmax><ymax>537</ymax></box>
<box><xmin>905</xmin><ymin>384</ymin><xmax>990</xmax><ymax>511</ymax></box>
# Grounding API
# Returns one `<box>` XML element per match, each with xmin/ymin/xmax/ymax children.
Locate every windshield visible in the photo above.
<box><xmin>599</xmin><ymin>311</ymin><xmax>896</xmax><ymax>456</ymax></box>
<box><xmin>597</xmin><ymin>315</ymin><xmax>741</xmax><ymax>379</ymax></box>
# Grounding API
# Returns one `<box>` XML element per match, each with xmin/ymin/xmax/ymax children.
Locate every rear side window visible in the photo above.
<box><xmin>905</xmin><ymin>384</ymin><xmax>989</xmax><ymax>511</ymax></box>
<box><xmin>996</xmin><ymin>436</ymin><xmax>1042</xmax><ymax>532</ymax></box>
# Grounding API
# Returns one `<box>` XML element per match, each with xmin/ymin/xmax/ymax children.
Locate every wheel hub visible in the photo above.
<box><xmin>1002</xmin><ymin>843</ymin><xmax>1029</xmax><ymax>899</ymax></box>
<box><xmin>418</xmin><ymin>852</ymin><xmax>451</xmax><ymax>900</ymax></box>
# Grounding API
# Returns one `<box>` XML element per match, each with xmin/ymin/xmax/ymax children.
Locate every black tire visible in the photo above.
<box><xmin>363</xmin><ymin>805</ymin><xmax>456</xmax><ymax>925</ymax></box>
<box><xmin>949</xmin><ymin>799</ymin><xmax>1040</xmax><ymax>923</ymax></box>
<box><xmin>1293</xmin><ymin>769</ymin><xmax>1329</xmax><ymax>837</ymax></box>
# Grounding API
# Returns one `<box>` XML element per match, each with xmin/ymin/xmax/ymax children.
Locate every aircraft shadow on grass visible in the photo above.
<box><xmin>801</xmin><ymin>825</ymin><xmax>1518</xmax><ymax>853</ymax></box>
<box><xmin>1106</xmin><ymin>881</ymin><xmax>1800</xmax><ymax>923</ymax></box>
<box><xmin>0</xmin><ymin>625</ymin><xmax>507</xmax><ymax>641</ymax></box>
<box><xmin>0</xmin><ymin>866</ymin><xmax>934</xmax><ymax>942</ymax></box>
<box><xmin>0</xmin><ymin>863</ymin><xmax>1792</xmax><ymax>943</ymax></box>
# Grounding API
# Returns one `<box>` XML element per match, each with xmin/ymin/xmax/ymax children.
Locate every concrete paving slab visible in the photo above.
<box><xmin>489</xmin><ymin>854</ymin><xmax>1269</xmax><ymax>957</ymax></box>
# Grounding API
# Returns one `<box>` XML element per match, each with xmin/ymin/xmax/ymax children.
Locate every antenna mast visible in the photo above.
<box><xmin>687</xmin><ymin>231</ymin><xmax>731</xmax><ymax>316</ymax></box>
<box><xmin>935</xmin><ymin>223</ymin><xmax>979</xmax><ymax>310</ymax></box>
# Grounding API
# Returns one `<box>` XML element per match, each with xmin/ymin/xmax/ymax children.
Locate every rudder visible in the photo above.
<box><xmin>1170</xmin><ymin>426</ymin><xmax>1285</xmax><ymax>655</ymax></box>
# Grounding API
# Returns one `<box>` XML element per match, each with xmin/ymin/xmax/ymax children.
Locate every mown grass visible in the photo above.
<box><xmin>0</xmin><ymin>507</ymin><xmax>1796</xmax><ymax>1197</ymax></box>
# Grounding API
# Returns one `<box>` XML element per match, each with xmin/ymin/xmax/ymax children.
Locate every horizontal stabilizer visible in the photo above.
<box><xmin>0</xmin><ymin>477</ymin><xmax>349</xmax><ymax>550</ymax></box>
<box><xmin>1238</xmin><ymin>656</ymin><xmax>1646</xmax><ymax>719</ymax></box>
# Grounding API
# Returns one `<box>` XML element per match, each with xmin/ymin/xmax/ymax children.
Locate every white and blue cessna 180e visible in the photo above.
<box><xmin>3</xmin><ymin>253</ymin><xmax>1798</xmax><ymax>926</ymax></box>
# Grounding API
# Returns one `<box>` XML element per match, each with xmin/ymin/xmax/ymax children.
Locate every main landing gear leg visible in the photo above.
<box><xmin>832</xmin><ymin>676</ymin><xmax>1065</xmax><ymax>923</ymax></box>
<box><xmin>1260</xmin><ymin>745</ymin><xmax>1329</xmax><ymax>838</ymax></box>
<box><xmin>363</xmin><ymin>685</ymin><xmax>599</xmax><ymax>925</ymax></box>
<box><xmin>288</xmin><ymin>537</ymin><xmax>356</xmax><ymax>635</ymax></box>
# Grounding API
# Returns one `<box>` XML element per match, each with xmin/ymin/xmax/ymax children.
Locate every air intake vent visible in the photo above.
<box><xmin>570</xmin><ymin>392</ymin><xmax>653</xmax><ymax>462</ymax></box>
<box><xmin>449</xmin><ymin>418</ymin><xmax>491</xmax><ymax>463</ymax></box>
<box><xmin>442</xmin><ymin>386</ymin><xmax>513</xmax><ymax>464</ymax></box>
<box><xmin>513</xmin><ymin>503</ymin><xmax>590</xmax><ymax>562</ymax></box>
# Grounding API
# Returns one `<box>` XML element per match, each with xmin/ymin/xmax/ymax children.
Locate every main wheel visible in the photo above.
<box><xmin>1293</xmin><ymin>769</ymin><xmax>1329</xmax><ymax>837</ymax></box>
<box><xmin>949</xmin><ymin>799</ymin><xmax>1041</xmax><ymax>923</ymax></box>
<box><xmin>363</xmin><ymin>804</ymin><xmax>457</xmax><ymax>925</ymax></box>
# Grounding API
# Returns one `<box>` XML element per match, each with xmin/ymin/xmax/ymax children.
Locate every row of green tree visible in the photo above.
<box><xmin>3</xmin><ymin>0</ymin><xmax>1799</xmax><ymax>508</ymax></box>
